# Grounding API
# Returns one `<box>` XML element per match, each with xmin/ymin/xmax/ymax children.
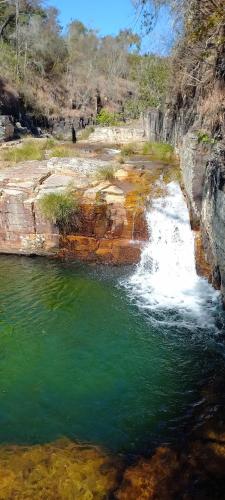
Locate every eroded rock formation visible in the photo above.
<box><xmin>0</xmin><ymin>156</ymin><xmax>148</xmax><ymax>264</ymax></box>
<box><xmin>88</xmin><ymin>125</ymin><xmax>146</xmax><ymax>144</ymax></box>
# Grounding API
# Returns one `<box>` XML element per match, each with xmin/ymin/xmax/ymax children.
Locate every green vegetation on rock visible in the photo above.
<box><xmin>78</xmin><ymin>126</ymin><xmax>95</xmax><ymax>140</ymax></box>
<box><xmin>1</xmin><ymin>139</ymin><xmax>81</xmax><ymax>164</ymax></box>
<box><xmin>120</xmin><ymin>141</ymin><xmax>175</xmax><ymax>161</ymax></box>
<box><xmin>197</xmin><ymin>131</ymin><xmax>216</xmax><ymax>145</ymax></box>
<box><xmin>121</xmin><ymin>144</ymin><xmax>137</xmax><ymax>157</ymax></box>
<box><xmin>142</xmin><ymin>142</ymin><xmax>175</xmax><ymax>161</ymax></box>
<box><xmin>39</xmin><ymin>191</ymin><xmax>79</xmax><ymax>230</ymax></box>
<box><xmin>3</xmin><ymin>140</ymin><xmax>46</xmax><ymax>163</ymax></box>
<box><xmin>50</xmin><ymin>145</ymin><xmax>80</xmax><ymax>158</ymax></box>
<box><xmin>96</xmin><ymin>165</ymin><xmax>116</xmax><ymax>182</ymax></box>
<box><xmin>96</xmin><ymin>109</ymin><xmax>121</xmax><ymax>127</ymax></box>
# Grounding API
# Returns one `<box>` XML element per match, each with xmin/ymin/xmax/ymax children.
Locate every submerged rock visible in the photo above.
<box><xmin>0</xmin><ymin>438</ymin><xmax>121</xmax><ymax>499</ymax></box>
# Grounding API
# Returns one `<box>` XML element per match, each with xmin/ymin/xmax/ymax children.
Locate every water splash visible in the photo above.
<box><xmin>123</xmin><ymin>182</ymin><xmax>220</xmax><ymax>329</ymax></box>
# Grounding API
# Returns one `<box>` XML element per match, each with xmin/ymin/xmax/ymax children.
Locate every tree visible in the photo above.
<box><xmin>65</xmin><ymin>22</ymin><xmax>141</xmax><ymax>113</ymax></box>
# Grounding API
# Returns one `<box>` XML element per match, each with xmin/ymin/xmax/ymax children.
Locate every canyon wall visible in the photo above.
<box><xmin>143</xmin><ymin>18</ymin><xmax>225</xmax><ymax>297</ymax></box>
<box><xmin>143</xmin><ymin>0</ymin><xmax>225</xmax><ymax>297</ymax></box>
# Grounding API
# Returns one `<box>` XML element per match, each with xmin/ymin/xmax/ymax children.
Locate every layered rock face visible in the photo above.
<box><xmin>145</xmin><ymin>109</ymin><xmax>225</xmax><ymax>295</ymax></box>
<box><xmin>88</xmin><ymin>125</ymin><xmax>146</xmax><ymax>144</ymax></box>
<box><xmin>0</xmin><ymin>156</ymin><xmax>148</xmax><ymax>264</ymax></box>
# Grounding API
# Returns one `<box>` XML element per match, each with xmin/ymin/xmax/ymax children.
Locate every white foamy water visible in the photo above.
<box><xmin>124</xmin><ymin>182</ymin><xmax>219</xmax><ymax>328</ymax></box>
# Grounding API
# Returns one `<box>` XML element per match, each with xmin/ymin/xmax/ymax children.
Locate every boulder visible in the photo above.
<box><xmin>0</xmin><ymin>115</ymin><xmax>14</xmax><ymax>142</ymax></box>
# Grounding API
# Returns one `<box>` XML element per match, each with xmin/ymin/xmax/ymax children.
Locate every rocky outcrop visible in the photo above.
<box><xmin>0</xmin><ymin>157</ymin><xmax>148</xmax><ymax>264</ymax></box>
<box><xmin>142</xmin><ymin>109</ymin><xmax>164</xmax><ymax>144</ymax></box>
<box><xmin>0</xmin><ymin>77</ymin><xmax>95</xmax><ymax>142</ymax></box>
<box><xmin>0</xmin><ymin>112</ymin><xmax>92</xmax><ymax>143</ymax></box>
<box><xmin>88</xmin><ymin>125</ymin><xmax>146</xmax><ymax>144</ymax></box>
<box><xmin>0</xmin><ymin>115</ymin><xmax>14</xmax><ymax>142</ymax></box>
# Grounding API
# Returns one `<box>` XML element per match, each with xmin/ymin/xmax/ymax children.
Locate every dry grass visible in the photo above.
<box><xmin>50</xmin><ymin>144</ymin><xmax>80</xmax><ymax>158</ymax></box>
<box><xmin>120</xmin><ymin>144</ymin><xmax>138</xmax><ymax>157</ymax></box>
<box><xmin>198</xmin><ymin>88</ymin><xmax>225</xmax><ymax>128</ymax></box>
<box><xmin>1</xmin><ymin>138</ymin><xmax>81</xmax><ymax>164</ymax></box>
<box><xmin>95</xmin><ymin>165</ymin><xmax>116</xmax><ymax>182</ymax></box>
<box><xmin>2</xmin><ymin>139</ymin><xmax>46</xmax><ymax>163</ymax></box>
<box><xmin>78</xmin><ymin>126</ymin><xmax>95</xmax><ymax>141</ymax></box>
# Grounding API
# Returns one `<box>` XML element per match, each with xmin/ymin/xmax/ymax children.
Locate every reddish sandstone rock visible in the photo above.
<box><xmin>194</xmin><ymin>231</ymin><xmax>212</xmax><ymax>281</ymax></box>
<box><xmin>112</xmin><ymin>240</ymin><xmax>141</xmax><ymax>265</ymax></box>
<box><xmin>60</xmin><ymin>236</ymin><xmax>142</xmax><ymax>265</ymax></box>
<box><xmin>60</xmin><ymin>235</ymin><xmax>99</xmax><ymax>261</ymax></box>
<box><xmin>97</xmin><ymin>239</ymin><xmax>142</xmax><ymax>265</ymax></box>
<box><xmin>0</xmin><ymin>156</ymin><xmax>150</xmax><ymax>263</ymax></box>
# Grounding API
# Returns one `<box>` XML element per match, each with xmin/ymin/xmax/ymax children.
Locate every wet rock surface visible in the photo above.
<box><xmin>144</xmin><ymin>110</ymin><xmax>225</xmax><ymax>301</ymax></box>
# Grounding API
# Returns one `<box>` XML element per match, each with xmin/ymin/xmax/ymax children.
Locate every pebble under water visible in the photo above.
<box><xmin>0</xmin><ymin>182</ymin><xmax>225</xmax><ymax>456</ymax></box>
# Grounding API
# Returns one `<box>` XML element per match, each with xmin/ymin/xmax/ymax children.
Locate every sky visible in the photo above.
<box><xmin>45</xmin><ymin>0</ymin><xmax>173</xmax><ymax>55</ymax></box>
<box><xmin>46</xmin><ymin>0</ymin><xmax>138</xmax><ymax>36</ymax></box>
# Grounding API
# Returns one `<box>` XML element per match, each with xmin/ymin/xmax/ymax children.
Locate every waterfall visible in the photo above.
<box><xmin>123</xmin><ymin>182</ymin><xmax>219</xmax><ymax>329</ymax></box>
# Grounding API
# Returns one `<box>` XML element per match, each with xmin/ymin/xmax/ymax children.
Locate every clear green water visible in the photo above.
<box><xmin>0</xmin><ymin>256</ymin><xmax>224</xmax><ymax>454</ymax></box>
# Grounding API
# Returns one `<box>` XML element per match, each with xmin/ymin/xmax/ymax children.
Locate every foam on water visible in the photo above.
<box><xmin>123</xmin><ymin>182</ymin><xmax>220</xmax><ymax>329</ymax></box>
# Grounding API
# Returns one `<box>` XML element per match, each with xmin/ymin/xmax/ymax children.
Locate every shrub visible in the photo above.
<box><xmin>96</xmin><ymin>165</ymin><xmax>116</xmax><ymax>182</ymax></box>
<box><xmin>197</xmin><ymin>131</ymin><xmax>216</xmax><ymax>145</ymax></box>
<box><xmin>78</xmin><ymin>126</ymin><xmax>95</xmax><ymax>140</ymax></box>
<box><xmin>39</xmin><ymin>191</ymin><xmax>79</xmax><ymax>230</ymax></box>
<box><xmin>0</xmin><ymin>42</ymin><xmax>17</xmax><ymax>81</ymax></box>
<box><xmin>141</xmin><ymin>142</ymin><xmax>174</xmax><ymax>161</ymax></box>
<box><xmin>121</xmin><ymin>144</ymin><xmax>137</xmax><ymax>157</ymax></box>
<box><xmin>96</xmin><ymin>109</ymin><xmax>121</xmax><ymax>127</ymax></box>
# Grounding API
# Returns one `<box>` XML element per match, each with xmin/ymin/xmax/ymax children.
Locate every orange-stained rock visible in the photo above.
<box><xmin>60</xmin><ymin>236</ymin><xmax>142</xmax><ymax>264</ymax></box>
<box><xmin>194</xmin><ymin>231</ymin><xmax>212</xmax><ymax>281</ymax></box>
<box><xmin>111</xmin><ymin>239</ymin><xmax>142</xmax><ymax>265</ymax></box>
<box><xmin>75</xmin><ymin>203</ymin><xmax>109</xmax><ymax>237</ymax></box>
<box><xmin>58</xmin><ymin>168</ymin><xmax>149</xmax><ymax>264</ymax></box>
<box><xmin>116</xmin><ymin>447</ymin><xmax>180</xmax><ymax>500</ymax></box>
<box><xmin>0</xmin><ymin>155</ymin><xmax>151</xmax><ymax>264</ymax></box>
<box><xmin>97</xmin><ymin>239</ymin><xmax>142</xmax><ymax>265</ymax></box>
<box><xmin>60</xmin><ymin>235</ymin><xmax>99</xmax><ymax>261</ymax></box>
